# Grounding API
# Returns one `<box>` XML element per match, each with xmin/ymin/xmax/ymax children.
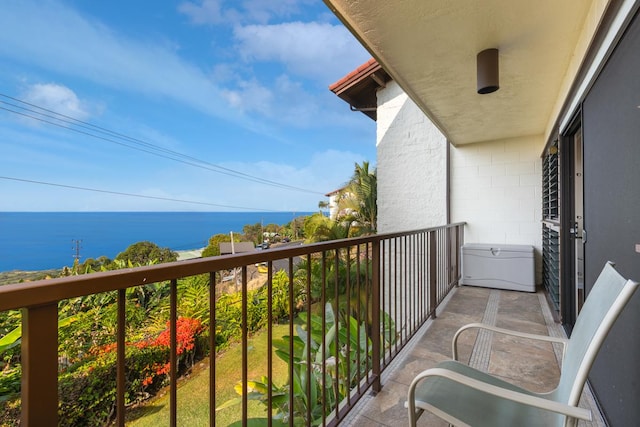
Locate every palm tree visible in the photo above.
<box><xmin>303</xmin><ymin>213</ymin><xmax>351</xmax><ymax>243</ymax></box>
<box><xmin>337</xmin><ymin>161</ymin><xmax>377</xmax><ymax>235</ymax></box>
<box><xmin>318</xmin><ymin>200</ymin><xmax>329</xmax><ymax>215</ymax></box>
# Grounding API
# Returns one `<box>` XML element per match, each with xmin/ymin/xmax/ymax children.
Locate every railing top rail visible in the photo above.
<box><xmin>0</xmin><ymin>222</ymin><xmax>465</xmax><ymax>311</ymax></box>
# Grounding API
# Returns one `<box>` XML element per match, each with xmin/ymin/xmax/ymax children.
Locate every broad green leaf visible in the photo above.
<box><xmin>215</xmin><ymin>396</ymin><xmax>242</xmax><ymax>411</ymax></box>
<box><xmin>0</xmin><ymin>326</ymin><xmax>21</xmax><ymax>349</ymax></box>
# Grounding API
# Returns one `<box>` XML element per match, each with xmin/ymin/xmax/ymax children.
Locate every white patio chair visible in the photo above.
<box><xmin>407</xmin><ymin>261</ymin><xmax>638</xmax><ymax>427</ymax></box>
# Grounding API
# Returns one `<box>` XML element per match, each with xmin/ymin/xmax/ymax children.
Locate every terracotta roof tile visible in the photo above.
<box><xmin>328</xmin><ymin>58</ymin><xmax>390</xmax><ymax>121</ymax></box>
<box><xmin>329</xmin><ymin>58</ymin><xmax>379</xmax><ymax>93</ymax></box>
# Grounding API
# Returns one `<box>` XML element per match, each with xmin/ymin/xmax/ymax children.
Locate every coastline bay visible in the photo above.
<box><xmin>0</xmin><ymin>211</ymin><xmax>311</xmax><ymax>273</ymax></box>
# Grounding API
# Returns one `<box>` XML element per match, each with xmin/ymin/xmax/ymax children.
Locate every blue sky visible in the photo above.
<box><xmin>0</xmin><ymin>0</ymin><xmax>374</xmax><ymax>212</ymax></box>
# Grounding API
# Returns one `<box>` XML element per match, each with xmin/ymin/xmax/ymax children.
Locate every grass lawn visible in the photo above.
<box><xmin>126</xmin><ymin>324</ymin><xmax>291</xmax><ymax>427</ymax></box>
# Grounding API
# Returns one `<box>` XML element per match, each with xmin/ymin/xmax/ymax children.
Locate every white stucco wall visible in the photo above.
<box><xmin>449</xmin><ymin>135</ymin><xmax>543</xmax><ymax>282</ymax></box>
<box><xmin>327</xmin><ymin>192</ymin><xmax>339</xmax><ymax>220</ymax></box>
<box><xmin>376</xmin><ymin>80</ymin><xmax>447</xmax><ymax>233</ymax></box>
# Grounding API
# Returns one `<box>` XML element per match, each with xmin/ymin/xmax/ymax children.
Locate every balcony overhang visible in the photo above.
<box><xmin>329</xmin><ymin>58</ymin><xmax>390</xmax><ymax>121</ymax></box>
<box><xmin>324</xmin><ymin>0</ymin><xmax>596</xmax><ymax>146</ymax></box>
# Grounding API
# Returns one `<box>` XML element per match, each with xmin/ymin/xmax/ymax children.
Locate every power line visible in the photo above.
<box><xmin>0</xmin><ymin>176</ymin><xmax>276</xmax><ymax>211</ymax></box>
<box><xmin>0</xmin><ymin>102</ymin><xmax>321</xmax><ymax>194</ymax></box>
<box><xmin>0</xmin><ymin>94</ymin><xmax>325</xmax><ymax>195</ymax></box>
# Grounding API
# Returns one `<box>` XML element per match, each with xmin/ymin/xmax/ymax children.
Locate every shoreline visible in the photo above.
<box><xmin>0</xmin><ymin>247</ymin><xmax>206</xmax><ymax>285</ymax></box>
<box><xmin>1</xmin><ymin>211</ymin><xmax>311</xmax><ymax>273</ymax></box>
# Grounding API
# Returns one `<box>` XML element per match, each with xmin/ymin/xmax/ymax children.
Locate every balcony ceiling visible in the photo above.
<box><xmin>324</xmin><ymin>0</ymin><xmax>595</xmax><ymax>145</ymax></box>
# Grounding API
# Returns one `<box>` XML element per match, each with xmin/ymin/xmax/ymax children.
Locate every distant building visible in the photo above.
<box><xmin>324</xmin><ymin>187</ymin><xmax>345</xmax><ymax>220</ymax></box>
<box><xmin>218</xmin><ymin>242</ymin><xmax>255</xmax><ymax>255</ymax></box>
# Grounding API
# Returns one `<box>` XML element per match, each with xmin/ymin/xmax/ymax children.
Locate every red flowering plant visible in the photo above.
<box><xmin>139</xmin><ymin>317</ymin><xmax>204</xmax><ymax>388</ymax></box>
<box><xmin>85</xmin><ymin>317</ymin><xmax>204</xmax><ymax>390</ymax></box>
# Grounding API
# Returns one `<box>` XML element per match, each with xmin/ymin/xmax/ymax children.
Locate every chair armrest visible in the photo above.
<box><xmin>452</xmin><ymin>322</ymin><xmax>568</xmax><ymax>361</ymax></box>
<box><xmin>408</xmin><ymin>367</ymin><xmax>592</xmax><ymax>421</ymax></box>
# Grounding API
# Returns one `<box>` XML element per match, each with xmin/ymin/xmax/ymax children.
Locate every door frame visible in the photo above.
<box><xmin>560</xmin><ymin>111</ymin><xmax>584</xmax><ymax>332</ymax></box>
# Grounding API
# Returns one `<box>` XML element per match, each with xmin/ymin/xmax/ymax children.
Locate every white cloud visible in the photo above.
<box><xmin>21</xmin><ymin>83</ymin><xmax>91</xmax><ymax>120</ymax></box>
<box><xmin>178</xmin><ymin>0</ymin><xmax>228</xmax><ymax>25</ymax></box>
<box><xmin>221</xmin><ymin>78</ymin><xmax>273</xmax><ymax>115</ymax></box>
<box><xmin>0</xmin><ymin>145</ymin><xmax>369</xmax><ymax>211</ymax></box>
<box><xmin>189</xmin><ymin>148</ymin><xmax>365</xmax><ymax>210</ymax></box>
<box><xmin>233</xmin><ymin>22</ymin><xmax>370</xmax><ymax>82</ymax></box>
<box><xmin>0</xmin><ymin>1</ymin><xmax>242</xmax><ymax>123</ymax></box>
<box><xmin>238</xmin><ymin>0</ymin><xmax>313</xmax><ymax>24</ymax></box>
<box><xmin>179</xmin><ymin>0</ymin><xmax>314</xmax><ymax>26</ymax></box>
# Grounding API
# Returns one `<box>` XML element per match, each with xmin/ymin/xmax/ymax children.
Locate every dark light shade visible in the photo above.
<box><xmin>477</xmin><ymin>48</ymin><xmax>499</xmax><ymax>94</ymax></box>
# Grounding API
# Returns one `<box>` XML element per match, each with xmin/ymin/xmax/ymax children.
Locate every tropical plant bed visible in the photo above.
<box><xmin>126</xmin><ymin>324</ymin><xmax>290</xmax><ymax>427</ymax></box>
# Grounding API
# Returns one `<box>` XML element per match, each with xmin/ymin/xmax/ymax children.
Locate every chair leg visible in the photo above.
<box><xmin>407</xmin><ymin>406</ymin><xmax>423</xmax><ymax>427</ymax></box>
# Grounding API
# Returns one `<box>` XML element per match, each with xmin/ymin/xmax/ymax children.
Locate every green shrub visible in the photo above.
<box><xmin>57</xmin><ymin>317</ymin><xmax>204</xmax><ymax>426</ymax></box>
<box><xmin>219</xmin><ymin>304</ymin><xmax>377</xmax><ymax>425</ymax></box>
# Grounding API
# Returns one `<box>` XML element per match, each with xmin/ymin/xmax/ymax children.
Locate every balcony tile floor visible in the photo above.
<box><xmin>344</xmin><ymin>285</ymin><xmax>605</xmax><ymax>426</ymax></box>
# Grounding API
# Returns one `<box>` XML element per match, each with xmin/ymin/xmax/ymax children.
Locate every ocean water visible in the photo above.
<box><xmin>0</xmin><ymin>212</ymin><xmax>311</xmax><ymax>272</ymax></box>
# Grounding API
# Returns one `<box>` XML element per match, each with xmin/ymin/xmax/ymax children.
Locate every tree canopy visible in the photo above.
<box><xmin>201</xmin><ymin>233</ymin><xmax>232</xmax><ymax>258</ymax></box>
<box><xmin>303</xmin><ymin>213</ymin><xmax>351</xmax><ymax>243</ymax></box>
<box><xmin>115</xmin><ymin>241</ymin><xmax>177</xmax><ymax>265</ymax></box>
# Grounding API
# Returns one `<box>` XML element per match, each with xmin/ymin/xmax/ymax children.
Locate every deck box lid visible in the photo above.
<box><xmin>462</xmin><ymin>243</ymin><xmax>534</xmax><ymax>253</ymax></box>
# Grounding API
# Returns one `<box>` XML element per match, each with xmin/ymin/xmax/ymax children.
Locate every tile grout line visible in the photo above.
<box><xmin>468</xmin><ymin>289</ymin><xmax>500</xmax><ymax>371</ymax></box>
<box><xmin>340</xmin><ymin>286</ymin><xmax>460</xmax><ymax>426</ymax></box>
<box><xmin>538</xmin><ymin>292</ymin><xmax>565</xmax><ymax>363</ymax></box>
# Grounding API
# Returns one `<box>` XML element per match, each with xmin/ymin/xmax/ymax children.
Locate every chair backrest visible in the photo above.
<box><xmin>551</xmin><ymin>262</ymin><xmax>638</xmax><ymax>409</ymax></box>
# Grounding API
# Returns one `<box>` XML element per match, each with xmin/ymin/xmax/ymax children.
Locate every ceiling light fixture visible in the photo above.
<box><xmin>477</xmin><ymin>48</ymin><xmax>499</xmax><ymax>94</ymax></box>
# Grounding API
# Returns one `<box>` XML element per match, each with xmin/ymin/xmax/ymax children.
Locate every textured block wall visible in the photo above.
<box><xmin>450</xmin><ymin>136</ymin><xmax>543</xmax><ymax>282</ymax></box>
<box><xmin>376</xmin><ymin>81</ymin><xmax>447</xmax><ymax>233</ymax></box>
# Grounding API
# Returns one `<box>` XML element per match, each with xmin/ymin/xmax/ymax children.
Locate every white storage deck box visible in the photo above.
<box><xmin>461</xmin><ymin>244</ymin><xmax>535</xmax><ymax>292</ymax></box>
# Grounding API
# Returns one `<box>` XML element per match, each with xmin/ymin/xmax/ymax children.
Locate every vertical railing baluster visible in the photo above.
<box><xmin>287</xmin><ymin>259</ymin><xmax>294</xmax><ymax>427</ymax></box>
<box><xmin>268</xmin><ymin>261</ymin><xmax>274</xmax><ymax>427</ymax></box>
<box><xmin>440</xmin><ymin>229</ymin><xmax>445</xmax><ymax>301</ymax></box>
<box><xmin>210</xmin><ymin>272</ymin><xmax>216</xmax><ymax>427</ymax></box>
<box><xmin>170</xmin><ymin>279</ymin><xmax>178</xmax><ymax>427</ymax></box>
<box><xmin>402</xmin><ymin>235</ymin><xmax>406</xmax><ymax>342</ymax></box>
<box><xmin>333</xmin><ymin>248</ymin><xmax>340</xmax><ymax>419</ymax></box>
<box><xmin>371</xmin><ymin>239</ymin><xmax>381</xmax><ymax>393</ymax></box>
<box><xmin>420</xmin><ymin>232</ymin><xmax>425</xmax><ymax>323</ymax></box>
<box><xmin>411</xmin><ymin>234</ymin><xmax>415</xmax><ymax>334</ymax></box>
<box><xmin>442</xmin><ymin>228</ymin><xmax>446</xmax><ymax>297</ymax></box>
<box><xmin>21</xmin><ymin>303</ymin><xmax>58</xmax><ymax>425</ymax></box>
<box><xmin>117</xmin><ymin>288</ymin><xmax>126</xmax><ymax>427</ymax></box>
<box><xmin>436</xmin><ymin>229</ymin><xmax>440</xmax><ymax>301</ymax></box>
<box><xmin>321</xmin><ymin>251</ymin><xmax>327</xmax><ymax>427</ymax></box>
<box><xmin>447</xmin><ymin>227</ymin><xmax>452</xmax><ymax>288</ymax></box>
<box><xmin>438</xmin><ymin>230</ymin><xmax>442</xmax><ymax>311</ymax></box>
<box><xmin>407</xmin><ymin>235</ymin><xmax>412</xmax><ymax>335</ymax></box>
<box><xmin>366</xmin><ymin>243</ymin><xmax>371</xmax><ymax>378</ymax></box>
<box><xmin>388</xmin><ymin>239</ymin><xmax>393</xmax><ymax>358</ymax></box>
<box><xmin>409</xmin><ymin>235</ymin><xmax>412</xmax><ymax>334</ymax></box>
<box><xmin>393</xmin><ymin>237</ymin><xmax>398</xmax><ymax>355</ymax></box>
<box><xmin>413</xmin><ymin>234</ymin><xmax>417</xmax><ymax>333</ymax></box>
<box><xmin>456</xmin><ymin>225</ymin><xmax>460</xmax><ymax>282</ymax></box>
<box><xmin>419</xmin><ymin>232</ymin><xmax>423</xmax><ymax>323</ymax></box>
<box><xmin>241</xmin><ymin>266</ymin><xmax>248</xmax><ymax>427</ymax></box>
<box><xmin>430</xmin><ymin>231</ymin><xmax>437</xmax><ymax>318</ymax></box>
<box><xmin>365</xmin><ymin>242</ymin><xmax>371</xmax><ymax>378</ymax></box>
<box><xmin>356</xmin><ymin>244</ymin><xmax>363</xmax><ymax>390</ymax></box>
<box><xmin>436</xmin><ymin>229</ymin><xmax>445</xmax><ymax>306</ymax></box>
<box><xmin>380</xmin><ymin>240</ymin><xmax>386</xmax><ymax>368</ymax></box>
<box><xmin>458</xmin><ymin>225</ymin><xmax>464</xmax><ymax>283</ymax></box>
<box><xmin>345</xmin><ymin>245</ymin><xmax>352</xmax><ymax>409</ymax></box>
<box><xmin>305</xmin><ymin>254</ymin><xmax>312</xmax><ymax>426</ymax></box>
<box><xmin>438</xmin><ymin>229</ymin><xmax>442</xmax><ymax>301</ymax></box>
